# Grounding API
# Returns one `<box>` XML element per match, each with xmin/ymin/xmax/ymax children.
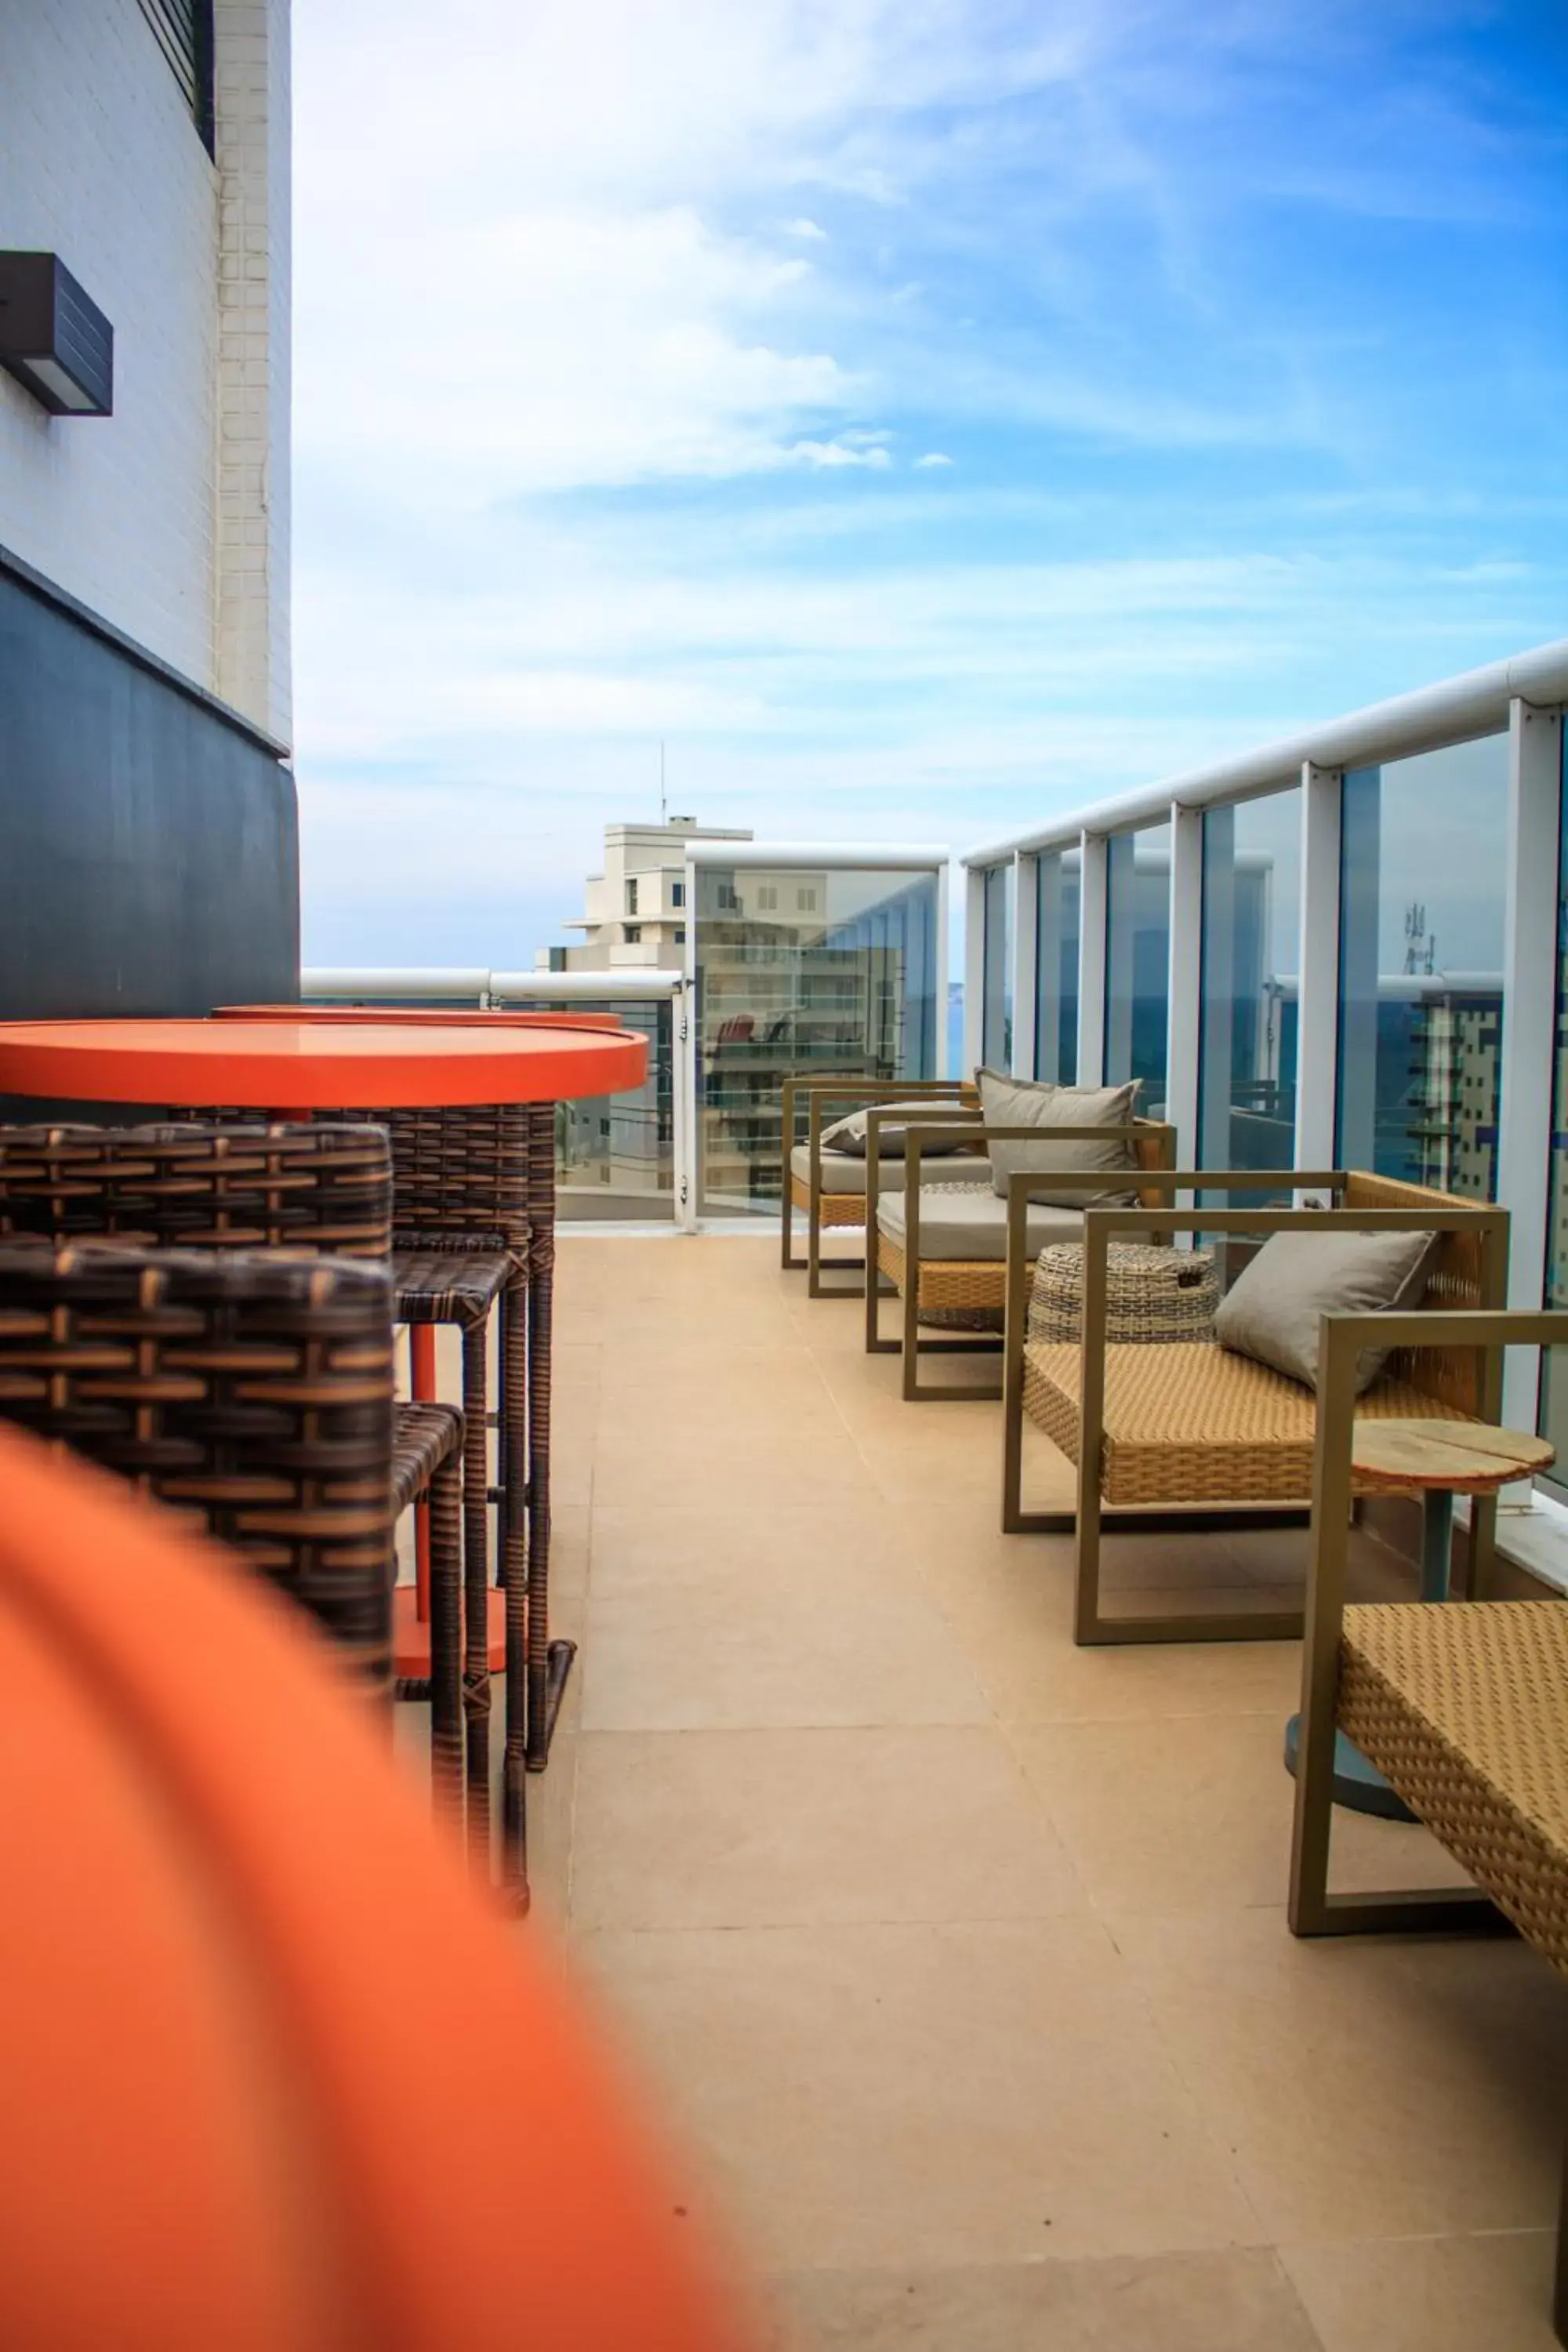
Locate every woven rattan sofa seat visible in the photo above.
<box><xmin>878</xmin><ymin>1186</ymin><xmax>1080</xmax><ymax>1263</ymax></box>
<box><xmin>391</xmin><ymin>1247</ymin><xmax>509</xmax><ymax>1330</ymax></box>
<box><xmin>1338</xmin><ymin>1601</ymin><xmax>1568</xmax><ymax>1970</ymax></box>
<box><xmin>1023</xmin><ymin>1339</ymin><xmax>1475</xmax><ymax>1508</ymax></box>
<box><xmin>392</xmin><ymin>1401</ymin><xmax>463</xmax><ymax>1515</ymax></box>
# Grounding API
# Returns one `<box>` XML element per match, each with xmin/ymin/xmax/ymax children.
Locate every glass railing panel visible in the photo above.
<box><xmin>1104</xmin><ymin>821</ymin><xmax>1171</xmax><ymax>1120</ymax></box>
<box><xmin>693</xmin><ymin>864</ymin><xmax>941</xmax><ymax>1216</ymax></box>
<box><xmin>1334</xmin><ymin>736</ymin><xmax>1507</xmax><ymax>1195</ymax></box>
<box><xmin>1033</xmin><ymin>847</ymin><xmax>1080</xmax><ymax>1083</ymax></box>
<box><xmin>981</xmin><ymin>861</ymin><xmax>1014</xmax><ymax>1071</ymax></box>
<box><xmin>1199</xmin><ymin>786</ymin><xmax>1301</xmax><ymax>1187</ymax></box>
<box><xmin>301</xmin><ymin>982</ymin><xmax>676</xmax><ymax>1222</ymax></box>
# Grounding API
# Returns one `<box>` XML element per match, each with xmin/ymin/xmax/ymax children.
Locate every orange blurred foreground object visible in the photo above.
<box><xmin>0</xmin><ymin>1018</ymin><xmax>647</xmax><ymax>1111</ymax></box>
<box><xmin>0</xmin><ymin>1426</ymin><xmax>750</xmax><ymax>2352</ymax></box>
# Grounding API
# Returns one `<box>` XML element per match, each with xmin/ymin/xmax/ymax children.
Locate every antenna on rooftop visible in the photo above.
<box><xmin>659</xmin><ymin>740</ymin><xmax>667</xmax><ymax>827</ymax></box>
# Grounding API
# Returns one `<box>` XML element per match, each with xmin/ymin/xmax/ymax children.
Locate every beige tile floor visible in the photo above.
<box><xmin>506</xmin><ymin>1236</ymin><xmax>1568</xmax><ymax>2349</ymax></box>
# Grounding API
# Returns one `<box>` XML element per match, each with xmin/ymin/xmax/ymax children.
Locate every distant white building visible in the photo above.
<box><xmin>539</xmin><ymin>817</ymin><xmax>752</xmax><ymax>971</ymax></box>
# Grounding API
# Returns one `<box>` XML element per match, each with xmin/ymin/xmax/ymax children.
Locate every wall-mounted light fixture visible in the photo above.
<box><xmin>0</xmin><ymin>253</ymin><xmax>114</xmax><ymax>416</ymax></box>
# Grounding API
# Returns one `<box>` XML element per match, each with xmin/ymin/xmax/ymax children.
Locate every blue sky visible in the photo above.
<box><xmin>292</xmin><ymin>0</ymin><xmax>1567</xmax><ymax>971</ymax></box>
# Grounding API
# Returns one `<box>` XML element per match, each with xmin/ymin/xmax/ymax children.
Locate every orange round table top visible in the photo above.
<box><xmin>216</xmin><ymin>1002</ymin><xmax>631</xmax><ymax>1034</ymax></box>
<box><xmin>0</xmin><ymin>1424</ymin><xmax>748</xmax><ymax>2351</ymax></box>
<box><xmin>0</xmin><ymin>1018</ymin><xmax>648</xmax><ymax>1109</ymax></box>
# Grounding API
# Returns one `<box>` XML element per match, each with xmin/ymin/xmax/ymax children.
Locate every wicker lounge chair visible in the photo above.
<box><xmin>1288</xmin><ymin>1303</ymin><xmax>1568</xmax><ymax>2347</ymax></box>
<box><xmin>1000</xmin><ymin>1167</ymin><xmax>1509</xmax><ymax>1645</ymax></box>
<box><xmin>867</xmin><ymin>1116</ymin><xmax>1177</xmax><ymax>1400</ymax></box>
<box><xmin>781</xmin><ymin>1076</ymin><xmax>980</xmax><ymax>1294</ymax></box>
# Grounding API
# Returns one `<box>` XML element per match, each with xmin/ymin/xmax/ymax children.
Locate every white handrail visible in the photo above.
<box><xmin>962</xmin><ymin>635</ymin><xmax>1568</xmax><ymax>867</ymax></box>
<box><xmin>301</xmin><ymin>967</ymin><xmax>682</xmax><ymax>1002</ymax></box>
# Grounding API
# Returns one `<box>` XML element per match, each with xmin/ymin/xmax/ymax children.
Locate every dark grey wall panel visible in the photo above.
<box><xmin>0</xmin><ymin>554</ymin><xmax>298</xmax><ymax>1019</ymax></box>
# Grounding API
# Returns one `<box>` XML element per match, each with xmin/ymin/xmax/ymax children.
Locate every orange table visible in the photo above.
<box><xmin>0</xmin><ymin>1017</ymin><xmax>645</xmax><ymax>1113</ymax></box>
<box><xmin>0</xmin><ymin>1016</ymin><xmax>646</xmax><ymax>1744</ymax></box>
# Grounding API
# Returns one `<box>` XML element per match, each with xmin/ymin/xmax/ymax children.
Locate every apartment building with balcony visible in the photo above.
<box><xmin>541</xmin><ymin>816</ymin><xmax>752</xmax><ymax>972</ymax></box>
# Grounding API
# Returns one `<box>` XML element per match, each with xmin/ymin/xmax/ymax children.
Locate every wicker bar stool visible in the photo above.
<box><xmin>330</xmin><ymin>1104</ymin><xmax>532</xmax><ymax>1884</ymax></box>
<box><xmin>0</xmin><ymin>1240</ymin><xmax>465</xmax><ymax>1834</ymax></box>
<box><xmin>524</xmin><ymin>1102</ymin><xmax>564</xmax><ymax>1771</ymax></box>
<box><xmin>0</xmin><ymin>1125</ymin><xmax>474</xmax><ymax>1852</ymax></box>
<box><xmin>159</xmin><ymin>1106</ymin><xmax>531</xmax><ymax>1894</ymax></box>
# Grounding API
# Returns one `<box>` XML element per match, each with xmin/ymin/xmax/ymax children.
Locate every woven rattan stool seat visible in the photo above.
<box><xmin>1028</xmin><ymin>1241</ymin><xmax>1218</xmax><ymax>1346</ymax></box>
<box><xmin>1023</xmin><ymin>1339</ymin><xmax>1474</xmax><ymax>1507</ymax></box>
<box><xmin>392</xmin><ymin>1402</ymin><xmax>463</xmax><ymax>1515</ymax></box>
<box><xmin>0</xmin><ymin>1123</ymin><xmax>393</xmax><ymax>1258</ymax></box>
<box><xmin>1338</xmin><ymin>1600</ymin><xmax>1568</xmax><ymax>1969</ymax></box>
<box><xmin>392</xmin><ymin>1248</ymin><xmax>509</xmax><ymax>1329</ymax></box>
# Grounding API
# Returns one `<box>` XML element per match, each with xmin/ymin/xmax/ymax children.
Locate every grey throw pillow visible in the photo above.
<box><xmin>1213</xmin><ymin>1228</ymin><xmax>1436</xmax><ymax>1394</ymax></box>
<box><xmin>976</xmin><ymin>1069</ymin><xmax>1142</xmax><ymax>1203</ymax></box>
<box><xmin>818</xmin><ymin>1102</ymin><xmax>975</xmax><ymax>1159</ymax></box>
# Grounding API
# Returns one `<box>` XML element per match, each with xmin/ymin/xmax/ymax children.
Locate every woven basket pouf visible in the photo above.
<box><xmin>1027</xmin><ymin>1240</ymin><xmax>1218</xmax><ymax>1346</ymax></box>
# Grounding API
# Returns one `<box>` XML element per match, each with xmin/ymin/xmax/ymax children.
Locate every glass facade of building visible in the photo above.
<box><xmin>693</xmin><ymin>862</ymin><xmax>942</xmax><ymax>1216</ymax></box>
<box><xmin>981</xmin><ymin>861</ymin><xmax>1014</xmax><ymax>1071</ymax></box>
<box><xmin>1033</xmin><ymin>847</ymin><xmax>1080</xmax><ymax>1084</ymax></box>
<box><xmin>1198</xmin><ymin>787</ymin><xmax>1301</xmax><ymax>1174</ymax></box>
<box><xmin>1334</xmin><ymin>737</ymin><xmax>1508</xmax><ymax>1196</ymax></box>
<box><xmin>1104</xmin><ymin>822</ymin><xmax>1171</xmax><ymax>1118</ymax></box>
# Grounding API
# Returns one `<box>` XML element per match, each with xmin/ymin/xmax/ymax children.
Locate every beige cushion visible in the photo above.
<box><xmin>878</xmin><ymin>1185</ymin><xmax>1083</xmax><ymax>1263</ymax></box>
<box><xmin>975</xmin><ymin>1069</ymin><xmax>1141</xmax><ymax>1203</ymax></box>
<box><xmin>790</xmin><ymin>1145</ymin><xmax>992</xmax><ymax>1197</ymax></box>
<box><xmin>1214</xmin><ymin>1228</ymin><xmax>1436</xmax><ymax>1394</ymax></box>
<box><xmin>819</xmin><ymin>1102</ymin><xmax>978</xmax><ymax>1158</ymax></box>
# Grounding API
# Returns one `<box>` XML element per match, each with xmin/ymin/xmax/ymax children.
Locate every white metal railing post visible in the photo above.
<box><xmin>1076</xmin><ymin>833</ymin><xmax>1108</xmax><ymax>1085</ymax></box>
<box><xmin>1011</xmin><ymin>851</ymin><xmax>1037</xmax><ymax>1080</ymax></box>
<box><xmin>670</xmin><ymin>979</ymin><xmax>694</xmax><ymax>1233</ymax></box>
<box><xmin>1497</xmin><ymin>698</ymin><xmax>1564</xmax><ymax>1443</ymax></box>
<box><xmin>935</xmin><ymin>858</ymin><xmax>953</xmax><ymax>1078</ymax></box>
<box><xmin>680</xmin><ymin>852</ymin><xmax>699</xmax><ymax>1229</ymax></box>
<box><xmin>1167</xmin><ymin>804</ymin><xmax>1203</xmax><ymax>1164</ymax></box>
<box><xmin>1294</xmin><ymin>760</ymin><xmax>1342</xmax><ymax>1172</ymax></box>
<box><xmin>962</xmin><ymin>865</ymin><xmax>986</xmax><ymax>1079</ymax></box>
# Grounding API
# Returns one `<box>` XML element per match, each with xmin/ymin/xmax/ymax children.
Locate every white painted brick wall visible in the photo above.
<box><xmin>0</xmin><ymin>0</ymin><xmax>290</xmax><ymax>742</ymax></box>
<box><xmin>214</xmin><ymin>0</ymin><xmax>290</xmax><ymax>742</ymax></box>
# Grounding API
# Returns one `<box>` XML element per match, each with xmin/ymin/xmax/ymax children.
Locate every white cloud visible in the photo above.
<box><xmin>785</xmin><ymin>439</ymin><xmax>894</xmax><ymax>467</ymax></box>
<box><xmin>783</xmin><ymin>217</ymin><xmax>829</xmax><ymax>239</ymax></box>
<box><xmin>914</xmin><ymin>451</ymin><xmax>954</xmax><ymax>466</ymax></box>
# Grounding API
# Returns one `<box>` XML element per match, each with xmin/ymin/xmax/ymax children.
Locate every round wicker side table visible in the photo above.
<box><xmin>1027</xmin><ymin>1241</ymin><xmax>1218</xmax><ymax>1346</ymax></box>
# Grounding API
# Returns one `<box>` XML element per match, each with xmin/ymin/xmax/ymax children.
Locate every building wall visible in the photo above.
<box><xmin>0</xmin><ymin>0</ymin><xmax>291</xmax><ymax>742</ymax></box>
<box><xmin>0</xmin><ymin>2</ymin><xmax>298</xmax><ymax>1024</ymax></box>
<box><xmin>0</xmin><ymin>557</ymin><xmax>298</xmax><ymax>1022</ymax></box>
<box><xmin>214</xmin><ymin>0</ymin><xmax>291</xmax><ymax>739</ymax></box>
<box><xmin>554</xmin><ymin>818</ymin><xmax>750</xmax><ymax>970</ymax></box>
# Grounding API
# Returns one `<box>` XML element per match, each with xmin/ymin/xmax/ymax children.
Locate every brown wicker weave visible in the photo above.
<box><xmin>0</xmin><ymin>1123</ymin><xmax>392</xmax><ymax>1258</ymax></box>
<box><xmin>789</xmin><ymin>1174</ymin><xmax>866</xmax><ymax>1229</ymax></box>
<box><xmin>1023</xmin><ymin>1340</ymin><xmax>1474</xmax><ymax>1507</ymax></box>
<box><xmin>0</xmin><ymin>1241</ymin><xmax>466</xmax><ymax>1829</ymax></box>
<box><xmin>1336</xmin><ymin>1600</ymin><xmax>1568</xmax><ymax>1969</ymax></box>
<box><xmin>176</xmin><ymin>1105</ymin><xmax>535</xmax><ymax>1891</ymax></box>
<box><xmin>0</xmin><ymin>1126</ymin><xmax>473</xmax><ymax>1846</ymax></box>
